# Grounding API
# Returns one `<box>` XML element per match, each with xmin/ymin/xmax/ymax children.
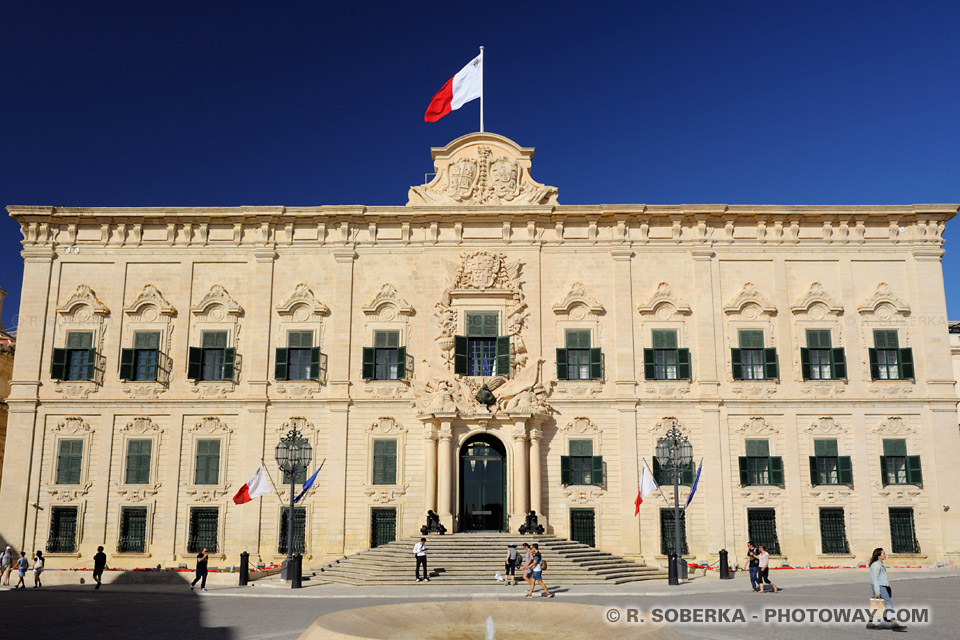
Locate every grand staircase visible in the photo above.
<box><xmin>310</xmin><ymin>534</ymin><xmax>668</xmax><ymax>585</ymax></box>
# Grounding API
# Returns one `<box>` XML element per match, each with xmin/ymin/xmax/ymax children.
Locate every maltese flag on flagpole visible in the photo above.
<box><xmin>424</xmin><ymin>49</ymin><xmax>484</xmax><ymax>128</ymax></box>
<box><xmin>635</xmin><ymin>460</ymin><xmax>659</xmax><ymax>516</ymax></box>
<box><xmin>233</xmin><ymin>465</ymin><xmax>271</xmax><ymax>505</ymax></box>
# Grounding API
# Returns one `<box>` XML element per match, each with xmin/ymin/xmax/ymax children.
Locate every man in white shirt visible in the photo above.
<box><xmin>0</xmin><ymin>546</ymin><xmax>12</xmax><ymax>586</ymax></box>
<box><xmin>413</xmin><ymin>537</ymin><xmax>429</xmax><ymax>582</ymax></box>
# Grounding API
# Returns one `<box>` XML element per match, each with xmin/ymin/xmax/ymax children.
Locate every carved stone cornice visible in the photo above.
<box><xmin>790</xmin><ymin>282</ymin><xmax>843</xmax><ymax>315</ymax></box>
<box><xmin>58</xmin><ymin>285</ymin><xmax>110</xmax><ymax>316</ymax></box>
<box><xmin>857</xmin><ymin>282</ymin><xmax>910</xmax><ymax>315</ymax></box>
<box><xmin>276</xmin><ymin>283</ymin><xmax>329</xmax><ymax>317</ymax></box>
<box><xmin>124</xmin><ymin>285</ymin><xmax>176</xmax><ymax>317</ymax></box>
<box><xmin>723</xmin><ymin>283</ymin><xmax>777</xmax><ymax>315</ymax></box>
<box><xmin>637</xmin><ymin>283</ymin><xmax>691</xmax><ymax>316</ymax></box>
<box><xmin>362</xmin><ymin>284</ymin><xmax>414</xmax><ymax>317</ymax></box>
<box><xmin>553</xmin><ymin>282</ymin><xmax>604</xmax><ymax>317</ymax></box>
<box><xmin>192</xmin><ymin>285</ymin><xmax>243</xmax><ymax>317</ymax></box>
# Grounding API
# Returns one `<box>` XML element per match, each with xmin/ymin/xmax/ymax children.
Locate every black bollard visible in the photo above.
<box><xmin>667</xmin><ymin>551</ymin><xmax>678</xmax><ymax>585</ymax></box>
<box><xmin>719</xmin><ymin>549</ymin><xmax>733</xmax><ymax>580</ymax></box>
<box><xmin>291</xmin><ymin>553</ymin><xmax>303</xmax><ymax>589</ymax></box>
<box><xmin>239</xmin><ymin>551</ymin><xmax>250</xmax><ymax>586</ymax></box>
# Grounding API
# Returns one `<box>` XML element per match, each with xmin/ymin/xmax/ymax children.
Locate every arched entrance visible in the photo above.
<box><xmin>459</xmin><ymin>434</ymin><xmax>507</xmax><ymax>532</ymax></box>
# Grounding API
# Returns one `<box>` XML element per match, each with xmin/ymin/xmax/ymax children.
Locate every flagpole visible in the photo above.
<box><xmin>479</xmin><ymin>45</ymin><xmax>484</xmax><ymax>132</ymax></box>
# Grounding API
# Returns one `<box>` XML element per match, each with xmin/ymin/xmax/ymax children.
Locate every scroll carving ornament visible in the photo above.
<box><xmin>362</xmin><ymin>284</ymin><xmax>414</xmax><ymax>317</ymax></box>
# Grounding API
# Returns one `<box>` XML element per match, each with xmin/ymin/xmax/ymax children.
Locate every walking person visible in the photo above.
<box><xmin>15</xmin><ymin>552</ymin><xmax>29</xmax><ymax>589</ymax></box>
<box><xmin>93</xmin><ymin>546</ymin><xmax>107</xmax><ymax>590</ymax></box>
<box><xmin>33</xmin><ymin>550</ymin><xmax>44</xmax><ymax>588</ymax></box>
<box><xmin>413</xmin><ymin>537</ymin><xmax>429</xmax><ymax>582</ymax></box>
<box><xmin>520</xmin><ymin>543</ymin><xmax>533</xmax><ymax>590</ymax></box>
<box><xmin>1</xmin><ymin>546</ymin><xmax>12</xmax><ymax>586</ymax></box>
<box><xmin>869</xmin><ymin>547</ymin><xmax>906</xmax><ymax>631</ymax></box>
<box><xmin>524</xmin><ymin>543</ymin><xmax>553</xmax><ymax>598</ymax></box>
<box><xmin>504</xmin><ymin>544</ymin><xmax>518</xmax><ymax>586</ymax></box>
<box><xmin>190</xmin><ymin>548</ymin><xmax>209</xmax><ymax>592</ymax></box>
<box><xmin>746</xmin><ymin>541</ymin><xmax>760</xmax><ymax>592</ymax></box>
<box><xmin>756</xmin><ymin>545</ymin><xmax>777</xmax><ymax>593</ymax></box>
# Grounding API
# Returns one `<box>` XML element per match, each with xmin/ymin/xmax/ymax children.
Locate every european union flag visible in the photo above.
<box><xmin>294</xmin><ymin>467</ymin><xmax>321</xmax><ymax>504</ymax></box>
<box><xmin>683</xmin><ymin>460</ymin><xmax>703</xmax><ymax>512</ymax></box>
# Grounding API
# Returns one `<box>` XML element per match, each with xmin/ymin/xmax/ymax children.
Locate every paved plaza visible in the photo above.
<box><xmin>2</xmin><ymin>568</ymin><xmax>957</xmax><ymax>639</ymax></box>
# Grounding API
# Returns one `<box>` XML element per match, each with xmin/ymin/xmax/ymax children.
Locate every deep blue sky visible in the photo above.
<box><xmin>2</xmin><ymin>1</ymin><xmax>959</xmax><ymax>330</ymax></box>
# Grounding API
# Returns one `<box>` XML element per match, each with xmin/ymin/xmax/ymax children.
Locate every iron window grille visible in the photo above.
<box><xmin>278</xmin><ymin>507</ymin><xmax>306</xmax><ymax>555</ymax></box>
<box><xmin>187</xmin><ymin>507</ymin><xmax>219</xmax><ymax>554</ymax></box>
<box><xmin>819</xmin><ymin>508</ymin><xmax>850</xmax><ymax>554</ymax></box>
<box><xmin>659</xmin><ymin>509</ymin><xmax>689</xmax><ymax>555</ymax></box>
<box><xmin>117</xmin><ymin>507</ymin><xmax>148</xmax><ymax>553</ymax></box>
<box><xmin>747</xmin><ymin>508</ymin><xmax>781</xmax><ymax>555</ymax></box>
<box><xmin>889</xmin><ymin>507</ymin><xmax>920</xmax><ymax>554</ymax></box>
<box><xmin>47</xmin><ymin>506</ymin><xmax>78</xmax><ymax>553</ymax></box>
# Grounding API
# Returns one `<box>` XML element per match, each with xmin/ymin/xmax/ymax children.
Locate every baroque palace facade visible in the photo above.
<box><xmin>1</xmin><ymin>132</ymin><xmax>959</xmax><ymax>569</ymax></box>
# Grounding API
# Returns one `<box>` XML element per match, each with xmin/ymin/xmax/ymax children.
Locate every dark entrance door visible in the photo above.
<box><xmin>371</xmin><ymin>508</ymin><xmax>396</xmax><ymax>548</ymax></box>
<box><xmin>570</xmin><ymin>508</ymin><xmax>596</xmax><ymax>547</ymax></box>
<box><xmin>459</xmin><ymin>435</ymin><xmax>506</xmax><ymax>531</ymax></box>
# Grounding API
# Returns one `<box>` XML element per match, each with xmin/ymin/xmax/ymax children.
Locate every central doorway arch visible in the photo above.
<box><xmin>459</xmin><ymin>434</ymin><xmax>507</xmax><ymax>532</ymax></box>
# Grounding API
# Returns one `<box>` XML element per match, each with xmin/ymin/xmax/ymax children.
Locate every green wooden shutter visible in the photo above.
<box><xmin>883</xmin><ymin>439</ymin><xmax>907</xmax><ymax>456</ymax></box>
<box><xmin>831</xmin><ymin>348</ymin><xmax>846</xmax><ymax>379</ymax></box>
<box><xmin>589</xmin><ymin>348</ymin><xmax>602</xmax><ymax>380</ymax></box>
<box><xmin>682</xmin><ymin>461</ymin><xmax>694</xmax><ymax>485</ymax></box>
<box><xmin>738</xmin><ymin>456</ymin><xmax>749</xmax><ymax>485</ymax></box>
<box><xmin>275</xmin><ymin>348</ymin><xmax>289</xmax><ymax>380</ymax></box>
<box><xmin>769</xmin><ymin>457</ymin><xmax>784</xmax><ymax>486</ymax></box>
<box><xmin>560</xmin><ymin>456</ymin><xmax>571</xmax><ymax>485</ymax></box>
<box><xmin>815</xmin><ymin>439</ymin><xmax>838</xmax><ymax>457</ymax></box>
<box><xmin>85</xmin><ymin>349</ymin><xmax>97</xmax><ymax>380</ymax></box>
<box><xmin>906</xmin><ymin>456</ymin><xmax>922</xmax><ymax>485</ymax></box>
<box><xmin>396</xmin><ymin>346</ymin><xmax>406</xmax><ymax>379</ymax></box>
<box><xmin>874</xmin><ymin>330</ymin><xmax>898</xmax><ymax>348</ymax></box>
<box><xmin>591</xmin><ymin>456</ymin><xmax>604</xmax><ymax>486</ymax></box>
<box><xmin>868</xmin><ymin>348</ymin><xmax>880</xmax><ymax>380</ymax></box>
<box><xmin>496</xmin><ymin>336</ymin><xmax>510</xmax><ymax>375</ymax></box>
<box><xmin>880</xmin><ymin>456</ymin><xmax>890</xmax><ymax>486</ymax></box>
<box><xmin>837</xmin><ymin>456</ymin><xmax>853</xmax><ymax>485</ymax></box>
<box><xmin>309</xmin><ymin>347</ymin><xmax>322</xmax><ymax>380</ymax></box>
<box><xmin>731</xmin><ymin>348</ymin><xmax>743</xmax><ymax>380</ymax></box>
<box><xmin>556</xmin><ymin>348</ymin><xmax>568</xmax><ymax>380</ymax></box>
<box><xmin>361</xmin><ymin>347</ymin><xmax>375</xmax><ymax>380</ymax></box>
<box><xmin>899</xmin><ymin>348</ymin><xmax>914</xmax><ymax>379</ymax></box>
<box><xmin>764</xmin><ymin>348</ymin><xmax>779</xmax><ymax>379</ymax></box>
<box><xmin>643</xmin><ymin>349</ymin><xmax>655</xmax><ymax>379</ymax></box>
<box><xmin>119</xmin><ymin>348</ymin><xmax>135</xmax><ymax>380</ymax></box>
<box><xmin>454</xmin><ymin>336</ymin><xmax>468</xmax><ymax>375</ymax></box>
<box><xmin>51</xmin><ymin>348</ymin><xmax>67</xmax><ymax>380</ymax></box>
<box><xmin>800</xmin><ymin>348</ymin><xmax>811</xmax><ymax>380</ymax></box>
<box><xmin>809</xmin><ymin>456</ymin><xmax>820</xmax><ymax>486</ymax></box>
<box><xmin>677</xmin><ymin>349</ymin><xmax>691</xmax><ymax>379</ymax></box>
<box><xmin>222</xmin><ymin>348</ymin><xmax>236</xmax><ymax>380</ymax></box>
<box><xmin>187</xmin><ymin>347</ymin><xmax>202</xmax><ymax>380</ymax></box>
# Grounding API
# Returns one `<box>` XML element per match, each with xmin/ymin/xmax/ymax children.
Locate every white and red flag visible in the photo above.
<box><xmin>233</xmin><ymin>465</ymin><xmax>271</xmax><ymax>505</ymax></box>
<box><xmin>424</xmin><ymin>50</ymin><xmax>483</xmax><ymax>125</ymax></box>
<box><xmin>634</xmin><ymin>460</ymin><xmax>659</xmax><ymax>515</ymax></box>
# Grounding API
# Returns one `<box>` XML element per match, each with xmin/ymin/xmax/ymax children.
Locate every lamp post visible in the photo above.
<box><xmin>275</xmin><ymin>426</ymin><xmax>312</xmax><ymax>585</ymax></box>
<box><xmin>656</xmin><ymin>425</ymin><xmax>693</xmax><ymax>586</ymax></box>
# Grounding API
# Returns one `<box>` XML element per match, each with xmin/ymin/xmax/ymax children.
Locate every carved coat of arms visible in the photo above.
<box><xmin>489</xmin><ymin>156</ymin><xmax>520</xmax><ymax>200</ymax></box>
<box><xmin>446</xmin><ymin>158</ymin><xmax>477</xmax><ymax>199</ymax></box>
<box><xmin>460</xmin><ymin>252</ymin><xmax>503</xmax><ymax>290</ymax></box>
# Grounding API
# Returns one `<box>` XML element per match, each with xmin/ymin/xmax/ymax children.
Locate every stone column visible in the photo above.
<box><xmin>511</xmin><ymin>419</ymin><xmax>529</xmax><ymax>531</ymax></box>
<box><xmin>529</xmin><ymin>424</ymin><xmax>543</xmax><ymax>520</ymax></box>
<box><xmin>437</xmin><ymin>419</ymin><xmax>454</xmax><ymax>531</ymax></box>
<box><xmin>423</xmin><ymin>423</ymin><xmax>438</xmax><ymax>514</ymax></box>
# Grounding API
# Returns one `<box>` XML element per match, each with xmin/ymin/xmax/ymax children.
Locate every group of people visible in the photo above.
<box><xmin>745</xmin><ymin>541</ymin><xmax>777</xmax><ymax>593</ymax></box>
<box><xmin>0</xmin><ymin>546</ymin><xmax>44</xmax><ymax>589</ymax></box>
<box><xmin>411</xmin><ymin>538</ymin><xmax>553</xmax><ymax>597</ymax></box>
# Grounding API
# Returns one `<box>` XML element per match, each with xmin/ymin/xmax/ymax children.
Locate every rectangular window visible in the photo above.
<box><xmin>66</xmin><ymin>331</ymin><xmax>95</xmax><ymax>381</ymax></box>
<box><xmin>287</xmin><ymin>331</ymin><xmax>314</xmax><ymax>381</ymax></box>
<box><xmin>653</xmin><ymin>330</ymin><xmax>678</xmax><ymax>379</ymax></box>
<box><xmin>374</xmin><ymin>331</ymin><xmax>401</xmax><ymax>380</ymax></box>
<box><xmin>568</xmin><ymin>440</ymin><xmax>594</xmax><ymax>485</ymax></box>
<box><xmin>133</xmin><ymin>332</ymin><xmax>160</xmax><ymax>381</ymax></box>
<box><xmin>873</xmin><ymin>330</ymin><xmax>900</xmax><ymax>380</ymax></box>
<box><xmin>194</xmin><ymin>439</ymin><xmax>221</xmax><ymax>485</ymax></box>
<box><xmin>738</xmin><ymin>330</ymin><xmax>765</xmax><ymax>380</ymax></box>
<box><xmin>124</xmin><ymin>439</ymin><xmax>152</xmax><ymax>485</ymax></box>
<box><xmin>881</xmin><ymin>439</ymin><xmax>922</xmax><ymax>486</ymax></box>
<box><xmin>806</xmin><ymin>330</ymin><xmax>832</xmax><ymax>380</ymax></box>
<box><xmin>746</xmin><ymin>439</ymin><xmax>769</xmax><ymax>485</ymax></box>
<box><xmin>565</xmin><ymin>330</ymin><xmax>591</xmax><ymax>380</ymax></box>
<box><xmin>278</xmin><ymin>507</ymin><xmax>307</xmax><ymax>554</ymax></box>
<box><xmin>47</xmin><ymin>506</ymin><xmax>78</xmax><ymax>553</ymax></box>
<box><xmin>659</xmin><ymin>509</ymin><xmax>689</xmax><ymax>555</ymax></box>
<box><xmin>810</xmin><ymin>439</ymin><xmax>853</xmax><ymax>486</ymax></box>
<box><xmin>747</xmin><ymin>508</ymin><xmax>781</xmax><ymax>555</ymax></box>
<box><xmin>118</xmin><ymin>507</ymin><xmax>148</xmax><ymax>553</ymax></box>
<box><xmin>187</xmin><ymin>507</ymin><xmax>219</xmax><ymax>553</ymax></box>
<box><xmin>819</xmin><ymin>507</ymin><xmax>850</xmax><ymax>554</ymax></box>
<box><xmin>889</xmin><ymin>507</ymin><xmax>920</xmax><ymax>554</ymax></box>
<box><xmin>56</xmin><ymin>439</ymin><xmax>83</xmax><ymax>485</ymax></box>
<box><xmin>201</xmin><ymin>331</ymin><xmax>229</xmax><ymax>381</ymax></box>
<box><xmin>454</xmin><ymin>313</ymin><xmax>508</xmax><ymax>377</ymax></box>
<box><xmin>652</xmin><ymin>457</ymin><xmax>695</xmax><ymax>486</ymax></box>
<box><xmin>372</xmin><ymin>439</ymin><xmax>397</xmax><ymax>485</ymax></box>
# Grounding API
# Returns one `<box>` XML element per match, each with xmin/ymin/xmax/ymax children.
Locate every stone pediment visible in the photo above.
<box><xmin>407</xmin><ymin>132</ymin><xmax>558</xmax><ymax>206</ymax></box>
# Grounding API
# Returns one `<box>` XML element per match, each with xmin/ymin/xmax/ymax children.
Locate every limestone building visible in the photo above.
<box><xmin>0</xmin><ymin>287</ymin><xmax>14</xmax><ymax>490</ymax></box>
<box><xmin>1</xmin><ymin>133</ymin><xmax>958</xmax><ymax>570</ymax></box>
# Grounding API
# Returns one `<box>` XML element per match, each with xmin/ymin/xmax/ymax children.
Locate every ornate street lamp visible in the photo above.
<box><xmin>656</xmin><ymin>424</ymin><xmax>693</xmax><ymax>586</ymax></box>
<box><xmin>275</xmin><ymin>426</ymin><xmax>312</xmax><ymax>584</ymax></box>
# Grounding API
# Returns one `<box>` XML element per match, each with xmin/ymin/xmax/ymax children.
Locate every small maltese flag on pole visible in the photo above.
<box><xmin>635</xmin><ymin>460</ymin><xmax>659</xmax><ymax>516</ymax></box>
<box><xmin>233</xmin><ymin>465</ymin><xmax>271</xmax><ymax>505</ymax></box>
<box><xmin>424</xmin><ymin>48</ymin><xmax>484</xmax><ymax>129</ymax></box>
